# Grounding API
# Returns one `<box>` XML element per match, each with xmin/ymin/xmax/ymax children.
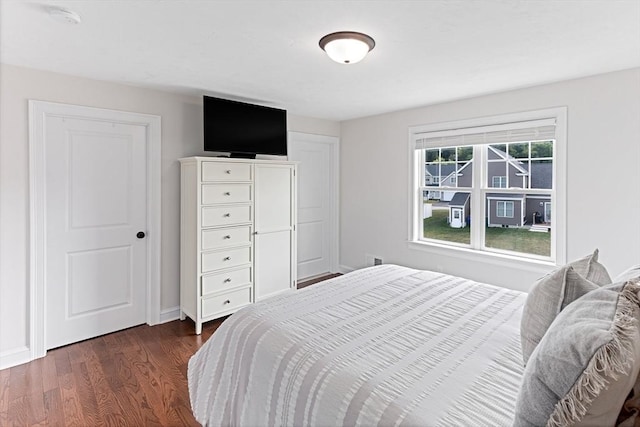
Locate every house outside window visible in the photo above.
<box><xmin>409</xmin><ymin>107</ymin><xmax>567</xmax><ymax>265</ymax></box>
<box><xmin>496</xmin><ymin>201</ymin><xmax>514</xmax><ymax>218</ymax></box>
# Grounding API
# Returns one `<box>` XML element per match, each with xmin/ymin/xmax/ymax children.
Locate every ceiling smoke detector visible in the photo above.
<box><xmin>48</xmin><ymin>7</ymin><xmax>82</xmax><ymax>25</ymax></box>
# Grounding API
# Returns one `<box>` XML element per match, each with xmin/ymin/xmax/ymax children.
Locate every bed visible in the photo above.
<box><xmin>188</xmin><ymin>264</ymin><xmax>526</xmax><ymax>426</ymax></box>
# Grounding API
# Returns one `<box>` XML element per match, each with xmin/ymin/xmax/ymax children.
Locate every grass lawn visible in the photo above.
<box><xmin>423</xmin><ymin>209</ymin><xmax>550</xmax><ymax>256</ymax></box>
<box><xmin>423</xmin><ymin>209</ymin><xmax>470</xmax><ymax>244</ymax></box>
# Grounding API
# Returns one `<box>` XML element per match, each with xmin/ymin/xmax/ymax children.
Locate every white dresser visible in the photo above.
<box><xmin>179</xmin><ymin>157</ymin><xmax>297</xmax><ymax>334</ymax></box>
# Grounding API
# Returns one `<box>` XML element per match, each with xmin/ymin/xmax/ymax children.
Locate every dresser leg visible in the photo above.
<box><xmin>179</xmin><ymin>310</ymin><xmax>186</xmax><ymax>321</ymax></box>
<box><xmin>195</xmin><ymin>321</ymin><xmax>202</xmax><ymax>335</ymax></box>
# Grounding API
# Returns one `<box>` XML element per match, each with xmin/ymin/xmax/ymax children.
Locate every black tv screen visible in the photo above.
<box><xmin>203</xmin><ymin>96</ymin><xmax>287</xmax><ymax>157</ymax></box>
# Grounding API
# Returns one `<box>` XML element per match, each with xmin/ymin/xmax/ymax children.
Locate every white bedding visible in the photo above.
<box><xmin>188</xmin><ymin>264</ymin><xmax>526</xmax><ymax>426</ymax></box>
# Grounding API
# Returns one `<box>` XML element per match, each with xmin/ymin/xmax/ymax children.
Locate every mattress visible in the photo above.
<box><xmin>188</xmin><ymin>264</ymin><xmax>526</xmax><ymax>426</ymax></box>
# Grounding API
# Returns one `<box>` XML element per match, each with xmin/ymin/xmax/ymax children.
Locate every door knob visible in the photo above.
<box><xmin>136</xmin><ymin>231</ymin><xmax>146</xmax><ymax>239</ymax></box>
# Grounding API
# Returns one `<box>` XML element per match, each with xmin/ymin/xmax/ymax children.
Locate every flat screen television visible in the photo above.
<box><xmin>203</xmin><ymin>95</ymin><xmax>287</xmax><ymax>158</ymax></box>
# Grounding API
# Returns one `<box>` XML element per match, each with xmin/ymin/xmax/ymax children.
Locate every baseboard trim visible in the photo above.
<box><xmin>0</xmin><ymin>346</ymin><xmax>31</xmax><ymax>370</ymax></box>
<box><xmin>159</xmin><ymin>306</ymin><xmax>180</xmax><ymax>324</ymax></box>
<box><xmin>338</xmin><ymin>264</ymin><xmax>356</xmax><ymax>274</ymax></box>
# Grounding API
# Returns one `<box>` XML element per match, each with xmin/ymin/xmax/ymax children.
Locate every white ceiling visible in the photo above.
<box><xmin>1</xmin><ymin>0</ymin><xmax>639</xmax><ymax>121</ymax></box>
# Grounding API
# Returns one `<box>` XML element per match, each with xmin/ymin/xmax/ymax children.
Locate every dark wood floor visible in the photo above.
<box><xmin>0</xmin><ymin>273</ymin><xmax>339</xmax><ymax>426</ymax></box>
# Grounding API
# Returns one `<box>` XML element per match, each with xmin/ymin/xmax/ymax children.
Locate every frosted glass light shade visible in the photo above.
<box><xmin>319</xmin><ymin>31</ymin><xmax>375</xmax><ymax>64</ymax></box>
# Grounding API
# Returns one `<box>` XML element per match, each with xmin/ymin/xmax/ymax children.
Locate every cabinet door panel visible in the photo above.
<box><xmin>255</xmin><ymin>165</ymin><xmax>292</xmax><ymax>232</ymax></box>
<box><xmin>254</xmin><ymin>230</ymin><xmax>292</xmax><ymax>300</ymax></box>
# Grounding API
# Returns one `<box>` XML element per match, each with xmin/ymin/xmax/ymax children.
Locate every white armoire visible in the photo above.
<box><xmin>179</xmin><ymin>157</ymin><xmax>297</xmax><ymax>334</ymax></box>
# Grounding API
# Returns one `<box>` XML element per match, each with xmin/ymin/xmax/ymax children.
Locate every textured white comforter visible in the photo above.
<box><xmin>188</xmin><ymin>264</ymin><xmax>526</xmax><ymax>426</ymax></box>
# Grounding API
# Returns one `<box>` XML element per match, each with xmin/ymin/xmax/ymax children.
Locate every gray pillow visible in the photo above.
<box><xmin>520</xmin><ymin>250</ymin><xmax>612</xmax><ymax>365</ymax></box>
<box><xmin>563</xmin><ymin>248</ymin><xmax>612</xmax><ymax>285</ymax></box>
<box><xmin>514</xmin><ymin>279</ymin><xmax>640</xmax><ymax>427</ymax></box>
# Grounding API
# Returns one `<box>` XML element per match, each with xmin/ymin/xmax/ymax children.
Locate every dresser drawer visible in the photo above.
<box><xmin>201</xmin><ymin>247</ymin><xmax>251</xmax><ymax>273</ymax></box>
<box><xmin>201</xmin><ymin>183</ymin><xmax>251</xmax><ymax>205</ymax></box>
<box><xmin>202</xmin><ymin>162</ymin><xmax>252</xmax><ymax>182</ymax></box>
<box><xmin>202</xmin><ymin>267</ymin><xmax>252</xmax><ymax>295</ymax></box>
<box><xmin>201</xmin><ymin>286</ymin><xmax>252</xmax><ymax>317</ymax></box>
<box><xmin>201</xmin><ymin>226</ymin><xmax>252</xmax><ymax>251</ymax></box>
<box><xmin>201</xmin><ymin>205</ymin><xmax>251</xmax><ymax>227</ymax></box>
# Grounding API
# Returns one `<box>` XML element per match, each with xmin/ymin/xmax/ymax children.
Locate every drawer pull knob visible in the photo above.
<box><xmin>224</xmin><ymin>257</ymin><xmax>231</xmax><ymax>261</ymax></box>
<box><xmin>224</xmin><ymin>192</ymin><xmax>231</xmax><ymax>196</ymax></box>
<box><xmin>223</xmin><ymin>235</ymin><xmax>231</xmax><ymax>239</ymax></box>
<box><xmin>223</xmin><ymin>213</ymin><xmax>231</xmax><ymax>217</ymax></box>
<box><xmin>223</xmin><ymin>299</ymin><xmax>231</xmax><ymax>304</ymax></box>
<box><xmin>224</xmin><ymin>278</ymin><xmax>232</xmax><ymax>283</ymax></box>
<box><xmin>225</xmin><ymin>170</ymin><xmax>231</xmax><ymax>174</ymax></box>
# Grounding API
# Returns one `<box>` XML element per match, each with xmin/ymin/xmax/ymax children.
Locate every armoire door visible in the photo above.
<box><xmin>254</xmin><ymin>164</ymin><xmax>296</xmax><ymax>300</ymax></box>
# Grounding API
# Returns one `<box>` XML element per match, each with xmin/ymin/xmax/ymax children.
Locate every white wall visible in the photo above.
<box><xmin>0</xmin><ymin>63</ymin><xmax>339</xmax><ymax>367</ymax></box>
<box><xmin>340</xmin><ymin>68</ymin><xmax>640</xmax><ymax>291</ymax></box>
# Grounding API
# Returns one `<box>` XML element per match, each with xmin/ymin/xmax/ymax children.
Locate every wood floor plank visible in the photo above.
<box><xmin>0</xmin><ymin>276</ymin><xmax>335</xmax><ymax>425</ymax></box>
<box><xmin>42</xmin><ymin>352</ymin><xmax>59</xmax><ymax>393</ymax></box>
<box><xmin>7</xmin><ymin>363</ymin><xmax>28</xmax><ymax>402</ymax></box>
<box><xmin>43</xmin><ymin>388</ymin><xmax>65</xmax><ymax>426</ymax></box>
<box><xmin>0</xmin><ymin>368</ymin><xmax>10</xmax><ymax>424</ymax></box>
<box><xmin>124</xmin><ymin>333</ymin><xmax>187</xmax><ymax>426</ymax></box>
<box><xmin>58</xmin><ymin>371</ymin><xmax>88</xmax><ymax>427</ymax></box>
<box><xmin>70</xmin><ymin>360</ymin><xmax>100</xmax><ymax>426</ymax></box>
<box><xmin>82</xmin><ymin>344</ymin><xmax>127</xmax><ymax>426</ymax></box>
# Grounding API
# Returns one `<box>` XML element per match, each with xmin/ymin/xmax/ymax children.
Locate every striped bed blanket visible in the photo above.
<box><xmin>188</xmin><ymin>264</ymin><xmax>526</xmax><ymax>426</ymax></box>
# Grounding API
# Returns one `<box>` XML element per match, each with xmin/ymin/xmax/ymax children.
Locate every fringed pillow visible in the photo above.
<box><xmin>520</xmin><ymin>249</ymin><xmax>612</xmax><ymax>365</ymax></box>
<box><xmin>514</xmin><ymin>279</ymin><xmax>640</xmax><ymax>427</ymax></box>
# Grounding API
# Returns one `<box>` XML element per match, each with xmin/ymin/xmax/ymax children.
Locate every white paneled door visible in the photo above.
<box><xmin>288</xmin><ymin>133</ymin><xmax>337</xmax><ymax>280</ymax></box>
<box><xmin>45</xmin><ymin>116</ymin><xmax>147</xmax><ymax>349</ymax></box>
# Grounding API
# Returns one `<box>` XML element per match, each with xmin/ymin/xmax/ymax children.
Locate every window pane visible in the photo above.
<box><xmin>425</xmin><ymin>163</ymin><xmax>440</xmax><ymax>187</ymax></box>
<box><xmin>423</xmin><ymin>192</ymin><xmax>470</xmax><ymax>245</ymax></box>
<box><xmin>441</xmin><ymin>148</ymin><xmax>456</xmax><ymax>162</ymax></box>
<box><xmin>457</xmin><ymin>146</ymin><xmax>473</xmax><ymax>161</ymax></box>
<box><xmin>426</xmin><ymin>149</ymin><xmax>439</xmax><ymax>162</ymax></box>
<box><xmin>531</xmin><ymin>141</ymin><xmax>553</xmax><ymax>158</ymax></box>
<box><xmin>489</xmin><ymin>144</ymin><xmax>507</xmax><ymax>157</ymax></box>
<box><xmin>456</xmin><ymin>160</ymin><xmax>473</xmax><ymax>187</ymax></box>
<box><xmin>530</xmin><ymin>160</ymin><xmax>553</xmax><ymax>189</ymax></box>
<box><xmin>485</xmin><ymin>194</ymin><xmax>551</xmax><ymax>257</ymax></box>
<box><xmin>509</xmin><ymin>142</ymin><xmax>529</xmax><ymax>159</ymax></box>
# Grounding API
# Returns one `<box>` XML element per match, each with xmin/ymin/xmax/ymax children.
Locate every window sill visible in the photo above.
<box><xmin>407</xmin><ymin>240</ymin><xmax>557</xmax><ymax>275</ymax></box>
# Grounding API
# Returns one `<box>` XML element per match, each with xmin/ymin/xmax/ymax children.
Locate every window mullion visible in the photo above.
<box><xmin>470</xmin><ymin>145</ymin><xmax>484</xmax><ymax>250</ymax></box>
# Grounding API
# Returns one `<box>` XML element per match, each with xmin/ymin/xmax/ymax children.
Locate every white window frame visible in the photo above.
<box><xmin>408</xmin><ymin>107</ymin><xmax>567</xmax><ymax>270</ymax></box>
<box><xmin>496</xmin><ymin>201</ymin><xmax>514</xmax><ymax>218</ymax></box>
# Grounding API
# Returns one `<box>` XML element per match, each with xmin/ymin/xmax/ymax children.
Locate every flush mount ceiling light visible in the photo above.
<box><xmin>319</xmin><ymin>31</ymin><xmax>375</xmax><ymax>64</ymax></box>
<box><xmin>48</xmin><ymin>7</ymin><xmax>82</xmax><ymax>25</ymax></box>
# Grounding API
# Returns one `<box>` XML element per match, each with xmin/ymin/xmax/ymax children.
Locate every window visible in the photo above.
<box><xmin>410</xmin><ymin>108</ymin><xmax>567</xmax><ymax>264</ymax></box>
<box><xmin>496</xmin><ymin>201</ymin><xmax>514</xmax><ymax>218</ymax></box>
<box><xmin>492</xmin><ymin>176</ymin><xmax>507</xmax><ymax>188</ymax></box>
